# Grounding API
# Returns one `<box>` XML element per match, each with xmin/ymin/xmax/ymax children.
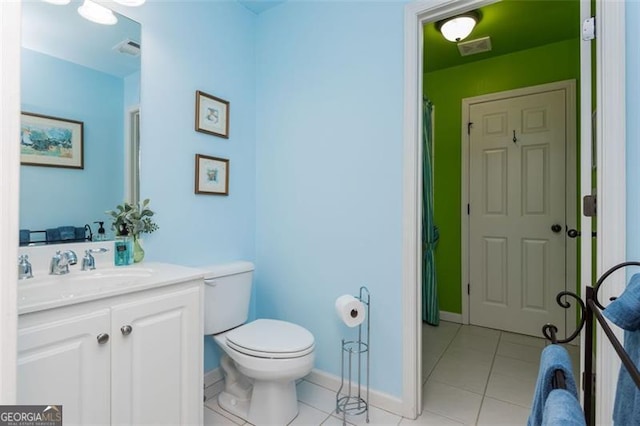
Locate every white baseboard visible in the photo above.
<box><xmin>203</xmin><ymin>368</ymin><xmax>224</xmax><ymax>402</ymax></box>
<box><xmin>439</xmin><ymin>311</ymin><xmax>463</xmax><ymax>323</ymax></box>
<box><xmin>305</xmin><ymin>369</ymin><xmax>403</xmax><ymax>417</ymax></box>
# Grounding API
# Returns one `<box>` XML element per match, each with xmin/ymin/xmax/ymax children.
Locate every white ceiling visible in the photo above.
<box><xmin>22</xmin><ymin>0</ymin><xmax>141</xmax><ymax>78</ymax></box>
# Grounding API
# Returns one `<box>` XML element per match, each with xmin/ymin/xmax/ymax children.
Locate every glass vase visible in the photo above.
<box><xmin>133</xmin><ymin>235</ymin><xmax>145</xmax><ymax>263</ymax></box>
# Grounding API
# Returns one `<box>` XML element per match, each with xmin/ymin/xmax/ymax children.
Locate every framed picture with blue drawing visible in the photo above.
<box><xmin>195</xmin><ymin>90</ymin><xmax>229</xmax><ymax>138</ymax></box>
<box><xmin>195</xmin><ymin>154</ymin><xmax>229</xmax><ymax>195</ymax></box>
<box><xmin>20</xmin><ymin>112</ymin><xmax>84</xmax><ymax>169</ymax></box>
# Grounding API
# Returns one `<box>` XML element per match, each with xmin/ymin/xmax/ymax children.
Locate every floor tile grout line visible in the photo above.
<box><xmin>474</xmin><ymin>329</ymin><xmax>503</xmax><ymax>425</ymax></box>
<box><xmin>423</xmin><ymin>323</ymin><xmax>462</xmax><ymax>383</ymax></box>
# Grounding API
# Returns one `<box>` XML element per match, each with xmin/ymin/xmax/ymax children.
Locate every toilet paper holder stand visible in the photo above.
<box><xmin>336</xmin><ymin>286</ymin><xmax>370</xmax><ymax>424</ymax></box>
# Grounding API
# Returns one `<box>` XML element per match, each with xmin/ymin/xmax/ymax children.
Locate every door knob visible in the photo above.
<box><xmin>551</xmin><ymin>224</ymin><xmax>562</xmax><ymax>233</ymax></box>
<box><xmin>567</xmin><ymin>229</ymin><xmax>581</xmax><ymax>238</ymax></box>
<box><xmin>97</xmin><ymin>333</ymin><xmax>109</xmax><ymax>344</ymax></box>
<box><xmin>120</xmin><ymin>325</ymin><xmax>133</xmax><ymax>336</ymax></box>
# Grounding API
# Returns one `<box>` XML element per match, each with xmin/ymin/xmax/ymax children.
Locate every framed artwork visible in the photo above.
<box><xmin>195</xmin><ymin>154</ymin><xmax>229</xmax><ymax>195</ymax></box>
<box><xmin>195</xmin><ymin>90</ymin><xmax>229</xmax><ymax>138</ymax></box>
<box><xmin>20</xmin><ymin>112</ymin><xmax>84</xmax><ymax>169</ymax></box>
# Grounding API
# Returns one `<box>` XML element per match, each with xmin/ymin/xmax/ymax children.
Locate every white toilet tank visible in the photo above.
<box><xmin>202</xmin><ymin>261</ymin><xmax>255</xmax><ymax>335</ymax></box>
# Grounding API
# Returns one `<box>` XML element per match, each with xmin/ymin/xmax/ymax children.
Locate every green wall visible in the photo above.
<box><xmin>424</xmin><ymin>38</ymin><xmax>580</xmax><ymax>314</ymax></box>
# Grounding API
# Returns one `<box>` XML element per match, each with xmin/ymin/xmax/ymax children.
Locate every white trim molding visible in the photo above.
<box><xmin>439</xmin><ymin>311</ymin><xmax>463</xmax><ymax>324</ymax></box>
<box><xmin>403</xmin><ymin>0</ymin><xmax>501</xmax><ymax>418</ymax></box>
<box><xmin>203</xmin><ymin>368</ymin><xmax>224</xmax><ymax>402</ymax></box>
<box><xmin>0</xmin><ymin>0</ymin><xmax>21</xmax><ymax>404</ymax></box>
<box><xmin>305</xmin><ymin>369</ymin><xmax>403</xmax><ymax>417</ymax></box>
<box><xmin>595</xmin><ymin>1</ymin><xmax>626</xmax><ymax>424</ymax></box>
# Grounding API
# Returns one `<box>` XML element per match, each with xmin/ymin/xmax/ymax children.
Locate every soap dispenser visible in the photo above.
<box><xmin>94</xmin><ymin>221</ymin><xmax>106</xmax><ymax>241</ymax></box>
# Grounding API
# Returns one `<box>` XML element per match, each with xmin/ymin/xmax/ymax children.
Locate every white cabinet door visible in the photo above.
<box><xmin>110</xmin><ymin>285</ymin><xmax>201</xmax><ymax>426</ymax></box>
<box><xmin>18</xmin><ymin>309</ymin><xmax>111</xmax><ymax>426</ymax></box>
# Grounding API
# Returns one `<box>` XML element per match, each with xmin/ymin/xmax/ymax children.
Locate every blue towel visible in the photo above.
<box><xmin>19</xmin><ymin>229</ymin><xmax>30</xmax><ymax>245</ymax></box>
<box><xmin>604</xmin><ymin>273</ymin><xmax>640</xmax><ymax>330</ymax></box>
<box><xmin>74</xmin><ymin>227</ymin><xmax>85</xmax><ymax>241</ymax></box>
<box><xmin>45</xmin><ymin>228</ymin><xmax>61</xmax><ymax>242</ymax></box>
<box><xmin>528</xmin><ymin>345</ymin><xmax>578</xmax><ymax>426</ymax></box>
<box><xmin>541</xmin><ymin>389</ymin><xmax>586</xmax><ymax>426</ymax></box>
<box><xmin>58</xmin><ymin>226</ymin><xmax>75</xmax><ymax>241</ymax></box>
<box><xmin>612</xmin><ymin>331</ymin><xmax>640</xmax><ymax>425</ymax></box>
<box><xmin>604</xmin><ymin>277</ymin><xmax>640</xmax><ymax>425</ymax></box>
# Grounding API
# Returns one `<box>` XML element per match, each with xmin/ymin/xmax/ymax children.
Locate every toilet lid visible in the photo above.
<box><xmin>225</xmin><ymin>319</ymin><xmax>315</xmax><ymax>359</ymax></box>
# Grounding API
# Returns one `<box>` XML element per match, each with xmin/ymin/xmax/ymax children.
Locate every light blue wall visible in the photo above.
<box><xmin>115</xmin><ymin>1</ymin><xmax>257</xmax><ymax>372</ymax></box>
<box><xmin>124</xmin><ymin>70</ymin><xmax>141</xmax><ymax>108</ymax></box>
<box><xmin>255</xmin><ymin>1</ymin><xmax>406</xmax><ymax>397</ymax></box>
<box><xmin>20</xmin><ymin>48</ymin><xmax>124</xmax><ymax>231</ymax></box>
<box><xmin>627</xmin><ymin>1</ymin><xmax>640</xmax><ymax>260</ymax></box>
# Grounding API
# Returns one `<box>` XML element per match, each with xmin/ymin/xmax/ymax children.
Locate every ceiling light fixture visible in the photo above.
<box><xmin>77</xmin><ymin>0</ymin><xmax>118</xmax><ymax>25</ymax></box>
<box><xmin>437</xmin><ymin>11</ymin><xmax>480</xmax><ymax>43</ymax></box>
<box><xmin>42</xmin><ymin>0</ymin><xmax>72</xmax><ymax>5</ymax></box>
<box><xmin>113</xmin><ymin>0</ymin><xmax>146</xmax><ymax>6</ymax></box>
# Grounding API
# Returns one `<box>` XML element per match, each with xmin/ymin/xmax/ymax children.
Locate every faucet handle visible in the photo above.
<box><xmin>18</xmin><ymin>255</ymin><xmax>33</xmax><ymax>280</ymax></box>
<box><xmin>81</xmin><ymin>250</ymin><xmax>96</xmax><ymax>271</ymax></box>
<box><xmin>81</xmin><ymin>248</ymin><xmax>108</xmax><ymax>271</ymax></box>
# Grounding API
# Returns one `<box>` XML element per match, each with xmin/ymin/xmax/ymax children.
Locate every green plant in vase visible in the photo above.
<box><xmin>106</xmin><ymin>199</ymin><xmax>159</xmax><ymax>263</ymax></box>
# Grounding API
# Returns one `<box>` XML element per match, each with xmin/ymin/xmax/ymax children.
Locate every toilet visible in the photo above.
<box><xmin>203</xmin><ymin>261</ymin><xmax>315</xmax><ymax>426</ymax></box>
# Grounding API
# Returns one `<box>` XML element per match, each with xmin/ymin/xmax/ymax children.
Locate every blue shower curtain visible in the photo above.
<box><xmin>422</xmin><ymin>97</ymin><xmax>439</xmax><ymax>325</ymax></box>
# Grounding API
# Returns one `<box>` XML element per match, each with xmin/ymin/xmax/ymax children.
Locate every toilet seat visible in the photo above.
<box><xmin>225</xmin><ymin>319</ymin><xmax>315</xmax><ymax>359</ymax></box>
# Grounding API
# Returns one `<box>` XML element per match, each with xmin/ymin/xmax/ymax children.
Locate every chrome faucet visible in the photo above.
<box><xmin>81</xmin><ymin>248</ymin><xmax>109</xmax><ymax>271</ymax></box>
<box><xmin>18</xmin><ymin>255</ymin><xmax>33</xmax><ymax>280</ymax></box>
<box><xmin>49</xmin><ymin>250</ymin><xmax>78</xmax><ymax>275</ymax></box>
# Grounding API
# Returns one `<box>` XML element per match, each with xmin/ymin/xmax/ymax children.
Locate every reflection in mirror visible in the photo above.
<box><xmin>20</xmin><ymin>1</ymin><xmax>141</xmax><ymax>246</ymax></box>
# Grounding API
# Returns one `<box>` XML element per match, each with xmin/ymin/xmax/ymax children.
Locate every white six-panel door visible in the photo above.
<box><xmin>469</xmin><ymin>89</ymin><xmax>567</xmax><ymax>337</ymax></box>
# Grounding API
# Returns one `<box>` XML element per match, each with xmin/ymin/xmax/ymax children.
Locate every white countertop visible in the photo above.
<box><xmin>18</xmin><ymin>262</ymin><xmax>205</xmax><ymax>315</ymax></box>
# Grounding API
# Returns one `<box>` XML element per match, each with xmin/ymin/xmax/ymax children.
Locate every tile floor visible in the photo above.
<box><xmin>204</xmin><ymin>321</ymin><xmax>580</xmax><ymax>425</ymax></box>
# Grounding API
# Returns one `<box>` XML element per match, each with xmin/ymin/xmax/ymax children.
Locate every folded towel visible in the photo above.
<box><xmin>612</xmin><ymin>330</ymin><xmax>640</xmax><ymax>425</ymax></box>
<box><xmin>604</xmin><ymin>273</ymin><xmax>640</xmax><ymax>330</ymax></box>
<box><xmin>528</xmin><ymin>345</ymin><xmax>578</xmax><ymax>426</ymax></box>
<box><xmin>603</xmin><ymin>274</ymin><xmax>640</xmax><ymax>425</ymax></box>
<box><xmin>46</xmin><ymin>228</ymin><xmax>61</xmax><ymax>243</ymax></box>
<box><xmin>19</xmin><ymin>229</ymin><xmax>30</xmax><ymax>245</ymax></box>
<box><xmin>58</xmin><ymin>226</ymin><xmax>75</xmax><ymax>241</ymax></box>
<box><xmin>74</xmin><ymin>227</ymin><xmax>85</xmax><ymax>241</ymax></box>
<box><xmin>541</xmin><ymin>389</ymin><xmax>586</xmax><ymax>426</ymax></box>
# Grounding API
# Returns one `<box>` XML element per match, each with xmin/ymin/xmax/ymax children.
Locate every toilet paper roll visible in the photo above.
<box><xmin>335</xmin><ymin>294</ymin><xmax>366</xmax><ymax>327</ymax></box>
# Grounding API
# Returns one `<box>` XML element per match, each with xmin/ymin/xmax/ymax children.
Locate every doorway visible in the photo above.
<box><xmin>464</xmin><ymin>81</ymin><xmax>577</xmax><ymax>338</ymax></box>
<box><xmin>403</xmin><ymin>0</ymin><xmax>626</xmax><ymax>422</ymax></box>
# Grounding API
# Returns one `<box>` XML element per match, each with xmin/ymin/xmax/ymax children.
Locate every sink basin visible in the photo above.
<box><xmin>16</xmin><ymin>260</ymin><xmax>204</xmax><ymax>314</ymax></box>
<box><xmin>19</xmin><ymin>266</ymin><xmax>156</xmax><ymax>309</ymax></box>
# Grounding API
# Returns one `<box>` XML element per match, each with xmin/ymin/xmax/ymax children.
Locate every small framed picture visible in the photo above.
<box><xmin>195</xmin><ymin>154</ymin><xmax>229</xmax><ymax>195</ymax></box>
<box><xmin>195</xmin><ymin>90</ymin><xmax>229</xmax><ymax>138</ymax></box>
<box><xmin>20</xmin><ymin>112</ymin><xmax>84</xmax><ymax>169</ymax></box>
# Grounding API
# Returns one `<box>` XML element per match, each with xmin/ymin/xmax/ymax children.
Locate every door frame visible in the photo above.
<box><xmin>460</xmin><ymin>80</ymin><xmax>577</xmax><ymax>336</ymax></box>
<box><xmin>0</xmin><ymin>0</ymin><xmax>21</xmax><ymax>404</ymax></box>
<box><xmin>402</xmin><ymin>0</ymin><xmax>625</xmax><ymax>421</ymax></box>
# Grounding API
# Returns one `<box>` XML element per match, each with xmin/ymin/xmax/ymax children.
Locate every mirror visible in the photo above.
<box><xmin>19</xmin><ymin>0</ymin><xmax>141</xmax><ymax>245</ymax></box>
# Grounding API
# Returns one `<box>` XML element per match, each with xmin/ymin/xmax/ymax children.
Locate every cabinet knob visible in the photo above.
<box><xmin>120</xmin><ymin>325</ymin><xmax>133</xmax><ymax>336</ymax></box>
<box><xmin>97</xmin><ymin>333</ymin><xmax>109</xmax><ymax>344</ymax></box>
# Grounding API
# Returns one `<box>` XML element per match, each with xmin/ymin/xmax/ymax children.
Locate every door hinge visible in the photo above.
<box><xmin>583</xmin><ymin>194</ymin><xmax>597</xmax><ymax>217</ymax></box>
<box><xmin>467</xmin><ymin>122</ymin><xmax>473</xmax><ymax>135</ymax></box>
<box><xmin>583</xmin><ymin>17</ymin><xmax>595</xmax><ymax>41</ymax></box>
<box><xmin>467</xmin><ymin>283</ymin><xmax>470</xmax><ymax>295</ymax></box>
<box><xmin>467</xmin><ymin>204</ymin><xmax>470</xmax><ymax>215</ymax></box>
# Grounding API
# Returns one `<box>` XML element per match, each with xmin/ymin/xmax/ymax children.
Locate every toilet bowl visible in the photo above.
<box><xmin>202</xmin><ymin>262</ymin><xmax>316</xmax><ymax>426</ymax></box>
<box><xmin>213</xmin><ymin>319</ymin><xmax>314</xmax><ymax>424</ymax></box>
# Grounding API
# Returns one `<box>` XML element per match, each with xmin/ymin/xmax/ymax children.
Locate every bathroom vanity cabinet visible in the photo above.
<box><xmin>17</xmin><ymin>277</ymin><xmax>203</xmax><ymax>425</ymax></box>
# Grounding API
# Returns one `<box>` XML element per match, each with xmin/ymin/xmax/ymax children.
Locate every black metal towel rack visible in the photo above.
<box><xmin>542</xmin><ymin>261</ymin><xmax>640</xmax><ymax>426</ymax></box>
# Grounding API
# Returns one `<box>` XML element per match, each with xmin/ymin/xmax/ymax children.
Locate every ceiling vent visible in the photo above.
<box><xmin>457</xmin><ymin>36</ymin><xmax>492</xmax><ymax>57</ymax></box>
<box><xmin>113</xmin><ymin>39</ymin><xmax>141</xmax><ymax>57</ymax></box>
